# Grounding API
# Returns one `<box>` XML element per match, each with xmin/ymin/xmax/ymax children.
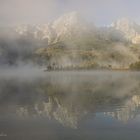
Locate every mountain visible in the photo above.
<box><xmin>111</xmin><ymin>18</ymin><xmax>140</xmax><ymax>44</ymax></box>
<box><xmin>15</xmin><ymin>12</ymin><xmax>97</xmax><ymax>48</ymax></box>
<box><xmin>14</xmin><ymin>15</ymin><xmax>140</xmax><ymax>45</ymax></box>
<box><xmin>34</xmin><ymin>14</ymin><xmax>139</xmax><ymax>70</ymax></box>
<box><xmin>1</xmin><ymin>12</ymin><xmax>140</xmax><ymax>69</ymax></box>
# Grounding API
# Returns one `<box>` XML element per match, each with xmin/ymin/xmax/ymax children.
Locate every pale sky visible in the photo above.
<box><xmin>0</xmin><ymin>0</ymin><xmax>140</xmax><ymax>26</ymax></box>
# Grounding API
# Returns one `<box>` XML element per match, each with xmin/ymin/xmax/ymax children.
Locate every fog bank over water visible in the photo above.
<box><xmin>1</xmin><ymin>1</ymin><xmax>140</xmax><ymax>139</ymax></box>
<box><xmin>0</xmin><ymin>66</ymin><xmax>44</xmax><ymax>78</ymax></box>
<box><xmin>0</xmin><ymin>68</ymin><xmax>137</xmax><ymax>78</ymax></box>
<box><xmin>0</xmin><ymin>67</ymin><xmax>139</xmax><ymax>78</ymax></box>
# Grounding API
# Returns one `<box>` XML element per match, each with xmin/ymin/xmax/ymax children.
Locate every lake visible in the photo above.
<box><xmin>0</xmin><ymin>70</ymin><xmax>140</xmax><ymax>140</ymax></box>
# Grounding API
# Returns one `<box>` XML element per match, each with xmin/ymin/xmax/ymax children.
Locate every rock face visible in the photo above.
<box><xmin>15</xmin><ymin>12</ymin><xmax>91</xmax><ymax>44</ymax></box>
<box><xmin>52</xmin><ymin>12</ymin><xmax>92</xmax><ymax>39</ymax></box>
<box><xmin>14</xmin><ymin>13</ymin><xmax>140</xmax><ymax>45</ymax></box>
<box><xmin>15</xmin><ymin>24</ymin><xmax>57</xmax><ymax>44</ymax></box>
<box><xmin>2</xmin><ymin>12</ymin><xmax>140</xmax><ymax>68</ymax></box>
<box><xmin>111</xmin><ymin>18</ymin><xmax>140</xmax><ymax>44</ymax></box>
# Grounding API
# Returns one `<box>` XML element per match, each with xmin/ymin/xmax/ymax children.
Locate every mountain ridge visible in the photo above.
<box><xmin>1</xmin><ymin>12</ymin><xmax>140</xmax><ymax>70</ymax></box>
<box><xmin>14</xmin><ymin>12</ymin><xmax>140</xmax><ymax>45</ymax></box>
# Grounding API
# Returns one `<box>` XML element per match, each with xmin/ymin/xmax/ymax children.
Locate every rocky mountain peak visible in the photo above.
<box><xmin>53</xmin><ymin>11</ymin><xmax>82</xmax><ymax>27</ymax></box>
<box><xmin>111</xmin><ymin>18</ymin><xmax>140</xmax><ymax>44</ymax></box>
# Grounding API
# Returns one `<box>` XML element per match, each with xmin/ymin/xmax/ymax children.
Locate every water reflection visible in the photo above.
<box><xmin>0</xmin><ymin>71</ymin><xmax>140</xmax><ymax>139</ymax></box>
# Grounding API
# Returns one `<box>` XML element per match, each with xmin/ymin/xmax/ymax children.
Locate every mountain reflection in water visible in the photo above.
<box><xmin>0</xmin><ymin>71</ymin><xmax>140</xmax><ymax>140</ymax></box>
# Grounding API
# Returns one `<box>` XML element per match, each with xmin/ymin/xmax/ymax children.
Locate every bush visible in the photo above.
<box><xmin>130</xmin><ymin>61</ymin><xmax>140</xmax><ymax>70</ymax></box>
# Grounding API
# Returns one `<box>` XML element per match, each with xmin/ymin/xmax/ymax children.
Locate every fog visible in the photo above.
<box><xmin>0</xmin><ymin>71</ymin><xmax>140</xmax><ymax>125</ymax></box>
<box><xmin>0</xmin><ymin>27</ymin><xmax>47</xmax><ymax>67</ymax></box>
<box><xmin>0</xmin><ymin>1</ymin><xmax>139</xmax><ymax>70</ymax></box>
<box><xmin>1</xmin><ymin>1</ymin><xmax>140</xmax><ymax>139</ymax></box>
<box><xmin>0</xmin><ymin>71</ymin><xmax>140</xmax><ymax>138</ymax></box>
<box><xmin>0</xmin><ymin>0</ymin><xmax>140</xmax><ymax>26</ymax></box>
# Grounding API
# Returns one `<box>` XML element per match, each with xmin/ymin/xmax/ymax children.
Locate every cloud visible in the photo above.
<box><xmin>0</xmin><ymin>0</ymin><xmax>58</xmax><ymax>25</ymax></box>
<box><xmin>0</xmin><ymin>0</ymin><xmax>140</xmax><ymax>25</ymax></box>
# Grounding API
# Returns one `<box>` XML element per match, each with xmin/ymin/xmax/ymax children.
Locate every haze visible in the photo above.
<box><xmin>1</xmin><ymin>0</ymin><xmax>140</xmax><ymax>26</ymax></box>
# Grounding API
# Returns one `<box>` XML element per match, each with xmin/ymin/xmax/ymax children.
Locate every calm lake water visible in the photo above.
<box><xmin>0</xmin><ymin>70</ymin><xmax>140</xmax><ymax>140</ymax></box>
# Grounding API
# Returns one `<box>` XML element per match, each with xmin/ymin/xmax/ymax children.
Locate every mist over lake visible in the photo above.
<box><xmin>0</xmin><ymin>70</ymin><xmax>140</xmax><ymax>140</ymax></box>
<box><xmin>1</xmin><ymin>0</ymin><xmax>140</xmax><ymax>139</ymax></box>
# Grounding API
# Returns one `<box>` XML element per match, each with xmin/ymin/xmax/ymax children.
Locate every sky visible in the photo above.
<box><xmin>0</xmin><ymin>0</ymin><xmax>140</xmax><ymax>26</ymax></box>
